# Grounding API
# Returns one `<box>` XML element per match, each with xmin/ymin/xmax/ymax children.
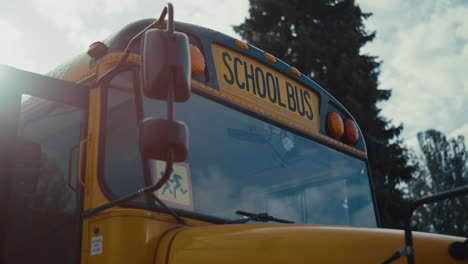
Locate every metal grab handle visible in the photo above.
<box><xmin>77</xmin><ymin>137</ymin><xmax>90</xmax><ymax>187</ymax></box>
<box><xmin>67</xmin><ymin>137</ymin><xmax>90</xmax><ymax>191</ymax></box>
<box><xmin>67</xmin><ymin>144</ymin><xmax>80</xmax><ymax>192</ymax></box>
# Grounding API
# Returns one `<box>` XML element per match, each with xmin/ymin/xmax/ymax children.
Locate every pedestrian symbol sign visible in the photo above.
<box><xmin>152</xmin><ymin>160</ymin><xmax>194</xmax><ymax>210</ymax></box>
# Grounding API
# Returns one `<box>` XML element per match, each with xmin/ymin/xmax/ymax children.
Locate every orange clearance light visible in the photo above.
<box><xmin>343</xmin><ymin>119</ymin><xmax>359</xmax><ymax>144</ymax></box>
<box><xmin>190</xmin><ymin>44</ymin><xmax>205</xmax><ymax>76</ymax></box>
<box><xmin>234</xmin><ymin>39</ymin><xmax>249</xmax><ymax>50</ymax></box>
<box><xmin>326</xmin><ymin>112</ymin><xmax>344</xmax><ymax>138</ymax></box>
<box><xmin>87</xmin><ymin>41</ymin><xmax>108</xmax><ymax>59</ymax></box>
<box><xmin>264</xmin><ymin>52</ymin><xmax>277</xmax><ymax>63</ymax></box>
<box><xmin>290</xmin><ymin>66</ymin><xmax>301</xmax><ymax>77</ymax></box>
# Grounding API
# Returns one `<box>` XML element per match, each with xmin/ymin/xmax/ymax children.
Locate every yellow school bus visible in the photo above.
<box><xmin>0</xmin><ymin>3</ymin><xmax>466</xmax><ymax>264</ymax></box>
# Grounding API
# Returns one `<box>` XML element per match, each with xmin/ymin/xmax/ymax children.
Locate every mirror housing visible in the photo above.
<box><xmin>139</xmin><ymin>118</ymin><xmax>188</xmax><ymax>162</ymax></box>
<box><xmin>141</xmin><ymin>28</ymin><xmax>191</xmax><ymax>102</ymax></box>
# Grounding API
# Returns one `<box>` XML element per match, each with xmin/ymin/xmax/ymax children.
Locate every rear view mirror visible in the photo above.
<box><xmin>141</xmin><ymin>27</ymin><xmax>191</xmax><ymax>102</ymax></box>
<box><xmin>139</xmin><ymin>118</ymin><xmax>188</xmax><ymax>162</ymax></box>
<box><xmin>139</xmin><ymin>3</ymin><xmax>190</xmax><ymax>164</ymax></box>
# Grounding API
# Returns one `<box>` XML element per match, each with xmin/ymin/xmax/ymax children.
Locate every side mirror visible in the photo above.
<box><xmin>141</xmin><ymin>28</ymin><xmax>191</xmax><ymax>102</ymax></box>
<box><xmin>139</xmin><ymin>118</ymin><xmax>188</xmax><ymax>162</ymax></box>
<box><xmin>139</xmin><ymin>3</ymin><xmax>189</xmax><ymax>164</ymax></box>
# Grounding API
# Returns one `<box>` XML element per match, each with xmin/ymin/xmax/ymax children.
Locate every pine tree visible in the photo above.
<box><xmin>234</xmin><ymin>0</ymin><xmax>414</xmax><ymax>227</ymax></box>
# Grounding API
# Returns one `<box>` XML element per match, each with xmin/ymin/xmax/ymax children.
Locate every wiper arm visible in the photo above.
<box><xmin>226</xmin><ymin>210</ymin><xmax>294</xmax><ymax>224</ymax></box>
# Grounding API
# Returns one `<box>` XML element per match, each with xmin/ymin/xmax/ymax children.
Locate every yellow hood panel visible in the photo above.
<box><xmin>156</xmin><ymin>224</ymin><xmax>466</xmax><ymax>264</ymax></box>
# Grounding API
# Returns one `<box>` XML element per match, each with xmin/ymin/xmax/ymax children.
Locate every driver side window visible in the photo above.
<box><xmin>4</xmin><ymin>95</ymin><xmax>84</xmax><ymax>263</ymax></box>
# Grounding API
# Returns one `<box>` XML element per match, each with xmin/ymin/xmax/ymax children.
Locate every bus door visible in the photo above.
<box><xmin>0</xmin><ymin>65</ymin><xmax>89</xmax><ymax>264</ymax></box>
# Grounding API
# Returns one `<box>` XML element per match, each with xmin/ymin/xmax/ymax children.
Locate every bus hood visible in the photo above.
<box><xmin>155</xmin><ymin>224</ymin><xmax>464</xmax><ymax>264</ymax></box>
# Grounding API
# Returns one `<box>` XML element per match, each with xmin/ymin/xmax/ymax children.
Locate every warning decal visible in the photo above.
<box><xmin>91</xmin><ymin>235</ymin><xmax>103</xmax><ymax>256</ymax></box>
<box><xmin>152</xmin><ymin>160</ymin><xmax>194</xmax><ymax>210</ymax></box>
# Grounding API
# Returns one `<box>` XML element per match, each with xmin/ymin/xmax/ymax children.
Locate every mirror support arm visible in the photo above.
<box><xmin>88</xmin><ymin>3</ymin><xmax>174</xmax><ymax>88</ymax></box>
<box><xmin>383</xmin><ymin>184</ymin><xmax>468</xmax><ymax>264</ymax></box>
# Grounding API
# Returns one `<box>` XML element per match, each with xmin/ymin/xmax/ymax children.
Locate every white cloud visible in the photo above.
<box><xmin>172</xmin><ymin>0</ymin><xmax>248</xmax><ymax>38</ymax></box>
<box><xmin>0</xmin><ymin>20</ymin><xmax>37</xmax><ymax>71</ymax></box>
<box><xmin>0</xmin><ymin>20</ymin><xmax>21</xmax><ymax>40</ymax></box>
<box><xmin>28</xmin><ymin>0</ymin><xmax>248</xmax><ymax>51</ymax></box>
<box><xmin>359</xmin><ymin>0</ymin><xmax>468</xmax><ymax>147</ymax></box>
<box><xmin>449</xmin><ymin>123</ymin><xmax>468</xmax><ymax>139</ymax></box>
<box><xmin>405</xmin><ymin>136</ymin><xmax>420</xmax><ymax>150</ymax></box>
<box><xmin>31</xmin><ymin>0</ymin><xmax>137</xmax><ymax>49</ymax></box>
<box><xmin>0</xmin><ymin>0</ymin><xmax>249</xmax><ymax>75</ymax></box>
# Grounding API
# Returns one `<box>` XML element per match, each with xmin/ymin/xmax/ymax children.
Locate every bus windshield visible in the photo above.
<box><xmin>104</xmin><ymin>71</ymin><xmax>377</xmax><ymax>227</ymax></box>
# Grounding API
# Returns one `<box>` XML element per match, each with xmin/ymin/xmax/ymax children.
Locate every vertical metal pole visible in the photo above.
<box><xmin>167</xmin><ymin>70</ymin><xmax>174</xmax><ymax>121</ymax></box>
<box><xmin>166</xmin><ymin>3</ymin><xmax>174</xmax><ymax>35</ymax></box>
<box><xmin>166</xmin><ymin>2</ymin><xmax>175</xmax><ymax>122</ymax></box>
<box><xmin>0</xmin><ymin>86</ymin><xmax>21</xmax><ymax>261</ymax></box>
<box><xmin>404</xmin><ymin>227</ymin><xmax>415</xmax><ymax>264</ymax></box>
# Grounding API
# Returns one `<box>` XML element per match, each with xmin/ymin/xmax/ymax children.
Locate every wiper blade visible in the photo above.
<box><xmin>226</xmin><ymin>210</ymin><xmax>294</xmax><ymax>224</ymax></box>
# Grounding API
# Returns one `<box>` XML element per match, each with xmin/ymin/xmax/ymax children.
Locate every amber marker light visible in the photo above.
<box><xmin>190</xmin><ymin>44</ymin><xmax>205</xmax><ymax>76</ymax></box>
<box><xmin>343</xmin><ymin>119</ymin><xmax>359</xmax><ymax>144</ymax></box>
<box><xmin>234</xmin><ymin>39</ymin><xmax>249</xmax><ymax>50</ymax></box>
<box><xmin>326</xmin><ymin>112</ymin><xmax>344</xmax><ymax>138</ymax></box>
<box><xmin>264</xmin><ymin>52</ymin><xmax>277</xmax><ymax>63</ymax></box>
<box><xmin>290</xmin><ymin>66</ymin><xmax>301</xmax><ymax>77</ymax></box>
<box><xmin>87</xmin><ymin>41</ymin><xmax>108</xmax><ymax>59</ymax></box>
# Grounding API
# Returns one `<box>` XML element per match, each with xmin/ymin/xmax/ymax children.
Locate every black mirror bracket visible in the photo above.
<box><xmin>382</xmin><ymin>184</ymin><xmax>468</xmax><ymax>264</ymax></box>
<box><xmin>449</xmin><ymin>239</ymin><xmax>468</xmax><ymax>260</ymax></box>
<box><xmin>86</xmin><ymin>3</ymin><xmax>175</xmax><ymax>89</ymax></box>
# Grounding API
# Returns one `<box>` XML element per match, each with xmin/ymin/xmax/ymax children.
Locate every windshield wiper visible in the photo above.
<box><xmin>226</xmin><ymin>210</ymin><xmax>294</xmax><ymax>224</ymax></box>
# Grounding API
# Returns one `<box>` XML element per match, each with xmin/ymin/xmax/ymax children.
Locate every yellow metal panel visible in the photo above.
<box><xmin>156</xmin><ymin>224</ymin><xmax>467</xmax><ymax>264</ymax></box>
<box><xmin>83</xmin><ymin>209</ymin><xmax>210</xmax><ymax>264</ymax></box>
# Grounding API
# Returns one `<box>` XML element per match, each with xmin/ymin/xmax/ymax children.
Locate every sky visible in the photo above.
<box><xmin>1</xmin><ymin>0</ymin><xmax>467</xmax><ymax>151</ymax></box>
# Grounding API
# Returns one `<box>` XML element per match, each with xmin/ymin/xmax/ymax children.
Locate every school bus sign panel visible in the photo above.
<box><xmin>211</xmin><ymin>44</ymin><xmax>320</xmax><ymax>136</ymax></box>
<box><xmin>153</xmin><ymin>160</ymin><xmax>194</xmax><ymax>210</ymax></box>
